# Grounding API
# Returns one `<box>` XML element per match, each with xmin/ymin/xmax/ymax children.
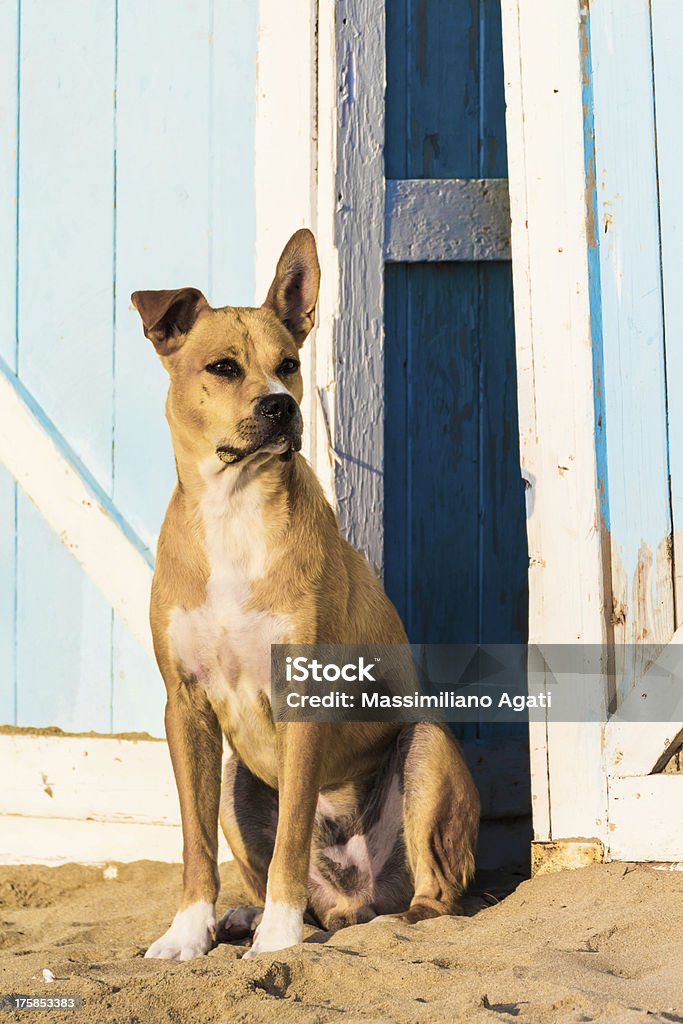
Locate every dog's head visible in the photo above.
<box><xmin>131</xmin><ymin>229</ymin><xmax>319</xmax><ymax>468</ymax></box>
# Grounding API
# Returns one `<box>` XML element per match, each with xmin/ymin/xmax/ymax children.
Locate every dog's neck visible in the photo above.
<box><xmin>172</xmin><ymin>442</ymin><xmax>292</xmax><ymax>542</ymax></box>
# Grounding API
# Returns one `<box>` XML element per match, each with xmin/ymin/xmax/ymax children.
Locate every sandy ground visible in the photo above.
<box><xmin>0</xmin><ymin>860</ymin><xmax>681</xmax><ymax>1024</ymax></box>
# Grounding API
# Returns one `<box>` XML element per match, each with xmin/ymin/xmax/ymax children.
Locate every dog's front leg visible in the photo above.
<box><xmin>243</xmin><ymin>722</ymin><xmax>326</xmax><ymax>958</ymax></box>
<box><xmin>145</xmin><ymin>684</ymin><xmax>222</xmax><ymax>961</ymax></box>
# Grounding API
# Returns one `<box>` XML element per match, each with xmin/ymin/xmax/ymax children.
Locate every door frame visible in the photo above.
<box><xmin>501</xmin><ymin>0</ymin><xmax>683</xmax><ymax>864</ymax></box>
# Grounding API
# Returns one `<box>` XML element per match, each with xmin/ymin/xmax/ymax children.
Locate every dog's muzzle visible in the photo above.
<box><xmin>216</xmin><ymin>393</ymin><xmax>303</xmax><ymax>465</ymax></box>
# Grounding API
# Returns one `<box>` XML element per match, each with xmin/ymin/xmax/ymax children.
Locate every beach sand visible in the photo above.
<box><xmin>0</xmin><ymin>860</ymin><xmax>681</xmax><ymax>1023</ymax></box>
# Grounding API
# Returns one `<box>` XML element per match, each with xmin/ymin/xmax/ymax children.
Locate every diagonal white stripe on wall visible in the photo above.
<box><xmin>0</xmin><ymin>368</ymin><xmax>154</xmax><ymax>658</ymax></box>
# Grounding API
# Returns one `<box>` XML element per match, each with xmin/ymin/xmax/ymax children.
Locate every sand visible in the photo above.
<box><xmin>0</xmin><ymin>860</ymin><xmax>681</xmax><ymax>1024</ymax></box>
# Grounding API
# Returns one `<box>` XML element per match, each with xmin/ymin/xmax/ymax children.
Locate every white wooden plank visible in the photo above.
<box><xmin>608</xmin><ymin>775</ymin><xmax>683</xmax><ymax>861</ymax></box>
<box><xmin>333</xmin><ymin>0</ymin><xmax>386</xmax><ymax>571</ymax></box>
<box><xmin>604</xmin><ymin>635</ymin><xmax>683</xmax><ymax>775</ymax></box>
<box><xmin>500</xmin><ymin>0</ymin><xmax>609</xmax><ymax>843</ymax></box>
<box><xmin>0</xmin><ymin>733</ymin><xmax>232</xmax><ymax>865</ymax></box>
<box><xmin>0</xmin><ymin>367</ymin><xmax>154</xmax><ymax>657</ymax></box>
<box><xmin>651</xmin><ymin>0</ymin><xmax>683</xmax><ymax>624</ymax></box>
<box><xmin>384</xmin><ymin>179</ymin><xmax>511</xmax><ymax>262</ymax></box>
<box><xmin>0</xmin><ymin>734</ymin><xmax>176</xmax><ymax>824</ymax></box>
<box><xmin>254</xmin><ymin>0</ymin><xmax>321</xmax><ymax>483</ymax></box>
<box><xmin>312</xmin><ymin>0</ymin><xmax>341</xmax><ymax>506</ymax></box>
<box><xmin>0</xmin><ymin>816</ymin><xmax>185</xmax><ymax>866</ymax></box>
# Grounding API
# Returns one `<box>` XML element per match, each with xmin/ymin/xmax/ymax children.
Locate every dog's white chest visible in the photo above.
<box><xmin>167</xmin><ymin>470</ymin><xmax>292</xmax><ymax>728</ymax></box>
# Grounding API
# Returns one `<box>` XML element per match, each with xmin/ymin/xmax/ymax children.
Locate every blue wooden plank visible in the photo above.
<box><xmin>651</xmin><ymin>0</ymin><xmax>683</xmax><ymax>620</ymax></box>
<box><xmin>112</xmin><ymin>0</ymin><xmax>257</xmax><ymax>732</ymax></box>
<box><xmin>0</xmin><ymin>1</ymin><xmax>19</xmax><ymax>724</ymax></box>
<box><xmin>383</xmin><ymin>264</ymin><xmax>409</xmax><ymax>622</ymax></box>
<box><xmin>0</xmin><ymin>0</ymin><xmax>18</xmax><ymax>367</ymax></box>
<box><xmin>590</xmin><ymin>0</ymin><xmax>673</xmax><ymax>641</ymax></box>
<box><xmin>0</xmin><ymin>465</ymin><xmax>16</xmax><ymax>724</ymax></box>
<box><xmin>112</xmin><ymin>615</ymin><xmax>164</xmax><ymax>737</ymax></box>
<box><xmin>114</xmin><ymin>0</ymin><xmax>212</xmax><ymax>556</ymax></box>
<box><xmin>386</xmin><ymin>0</ymin><xmax>480</xmax><ymax>179</ymax></box>
<box><xmin>16</xmin><ymin>492</ymin><xmax>111</xmax><ymax>732</ymax></box>
<box><xmin>14</xmin><ymin>0</ymin><xmax>115</xmax><ymax>731</ymax></box>
<box><xmin>210</xmin><ymin>0</ymin><xmax>257</xmax><ymax>303</ymax></box>
<box><xmin>17</xmin><ymin>0</ymin><xmax>115</xmax><ymax>492</ymax></box>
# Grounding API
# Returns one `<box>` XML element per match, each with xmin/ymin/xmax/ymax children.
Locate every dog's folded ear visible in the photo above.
<box><xmin>131</xmin><ymin>288</ymin><xmax>209</xmax><ymax>355</ymax></box>
<box><xmin>263</xmin><ymin>229</ymin><xmax>320</xmax><ymax>346</ymax></box>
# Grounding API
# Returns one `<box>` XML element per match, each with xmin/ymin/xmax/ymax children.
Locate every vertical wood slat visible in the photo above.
<box><xmin>383</xmin><ymin>0</ymin><xmax>526</xmax><ymax>653</ymax></box>
<box><xmin>113</xmin><ymin>0</ymin><xmax>216</xmax><ymax>732</ymax></box>
<box><xmin>500</xmin><ymin>0</ymin><xmax>609</xmax><ymax>842</ymax></box>
<box><xmin>15</xmin><ymin>0</ymin><xmax>115</xmax><ymax>729</ymax></box>
<box><xmin>590</xmin><ymin>0</ymin><xmax>673</xmax><ymax>650</ymax></box>
<box><xmin>334</xmin><ymin>0</ymin><xmax>386</xmax><ymax>572</ymax></box>
<box><xmin>651</xmin><ymin>0</ymin><xmax>683</xmax><ymax>628</ymax></box>
<box><xmin>0</xmin><ymin>1</ymin><xmax>258</xmax><ymax>736</ymax></box>
<box><xmin>16</xmin><ymin>493</ymin><xmax>112</xmax><ymax>732</ymax></box>
<box><xmin>113</xmin><ymin>0</ymin><xmax>258</xmax><ymax>733</ymax></box>
<box><xmin>0</xmin><ymin>0</ymin><xmax>19</xmax><ymax>722</ymax></box>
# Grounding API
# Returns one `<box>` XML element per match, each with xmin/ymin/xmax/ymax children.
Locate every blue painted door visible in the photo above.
<box><xmin>0</xmin><ymin>0</ymin><xmax>257</xmax><ymax>737</ymax></box>
<box><xmin>384</xmin><ymin>0</ymin><xmax>528</xmax><ymax>650</ymax></box>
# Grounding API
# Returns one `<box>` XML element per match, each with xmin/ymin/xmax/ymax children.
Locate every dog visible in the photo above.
<box><xmin>131</xmin><ymin>229</ymin><xmax>480</xmax><ymax>960</ymax></box>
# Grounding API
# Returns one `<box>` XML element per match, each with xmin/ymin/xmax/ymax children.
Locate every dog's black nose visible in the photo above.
<box><xmin>257</xmin><ymin>393</ymin><xmax>298</xmax><ymax>424</ymax></box>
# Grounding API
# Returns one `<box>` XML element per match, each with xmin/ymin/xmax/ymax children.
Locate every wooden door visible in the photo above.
<box><xmin>383</xmin><ymin>0</ymin><xmax>528</xmax><ymax>651</ymax></box>
<box><xmin>0</xmin><ymin>0</ymin><xmax>257</xmax><ymax>738</ymax></box>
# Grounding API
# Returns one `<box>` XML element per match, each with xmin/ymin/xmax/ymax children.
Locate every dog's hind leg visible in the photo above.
<box><xmin>398</xmin><ymin>723</ymin><xmax>480</xmax><ymax>921</ymax></box>
<box><xmin>218</xmin><ymin>754</ymin><xmax>277</xmax><ymax>940</ymax></box>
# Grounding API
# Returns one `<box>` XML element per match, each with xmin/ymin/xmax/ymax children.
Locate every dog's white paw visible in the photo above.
<box><xmin>145</xmin><ymin>900</ymin><xmax>216</xmax><ymax>961</ymax></box>
<box><xmin>242</xmin><ymin>900</ymin><xmax>303</xmax><ymax>959</ymax></box>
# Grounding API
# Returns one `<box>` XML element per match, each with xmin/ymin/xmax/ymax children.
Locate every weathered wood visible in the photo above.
<box><xmin>651</xmin><ymin>0</ymin><xmax>683</xmax><ymax>626</ymax></box>
<box><xmin>0</xmin><ymin>364</ymin><xmax>153</xmax><ymax>663</ymax></box>
<box><xmin>333</xmin><ymin>0</ymin><xmax>386</xmax><ymax>571</ymax></box>
<box><xmin>590</xmin><ymin>0</ymin><xmax>674</xmax><ymax>651</ymax></box>
<box><xmin>384</xmin><ymin>179</ymin><xmax>511</xmax><ymax>262</ymax></box>
<box><xmin>608</xmin><ymin>776</ymin><xmax>683</xmax><ymax>861</ymax></box>
<box><xmin>531</xmin><ymin>840</ymin><xmax>604</xmax><ymax>877</ymax></box>
<box><xmin>254</xmin><ymin>0</ymin><xmax>321</xmax><ymax>485</ymax></box>
<box><xmin>501</xmin><ymin>0</ymin><xmax>609</xmax><ymax>843</ymax></box>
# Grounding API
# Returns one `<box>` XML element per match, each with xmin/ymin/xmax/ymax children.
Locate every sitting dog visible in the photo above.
<box><xmin>132</xmin><ymin>229</ymin><xmax>479</xmax><ymax>960</ymax></box>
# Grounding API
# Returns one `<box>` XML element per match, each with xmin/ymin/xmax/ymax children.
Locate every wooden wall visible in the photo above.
<box><xmin>0</xmin><ymin>0</ymin><xmax>257</xmax><ymax>737</ymax></box>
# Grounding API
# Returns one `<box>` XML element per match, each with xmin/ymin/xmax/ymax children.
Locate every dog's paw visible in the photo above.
<box><xmin>216</xmin><ymin>905</ymin><xmax>263</xmax><ymax>941</ymax></box>
<box><xmin>242</xmin><ymin>901</ymin><xmax>303</xmax><ymax>959</ymax></box>
<box><xmin>145</xmin><ymin>900</ymin><xmax>216</xmax><ymax>961</ymax></box>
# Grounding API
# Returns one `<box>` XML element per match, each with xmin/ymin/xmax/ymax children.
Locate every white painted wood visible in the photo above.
<box><xmin>0</xmin><ymin>734</ymin><xmax>233</xmax><ymax>865</ymax></box>
<box><xmin>0</xmin><ymin>816</ymin><xmax>184</xmax><ymax>866</ymax></box>
<box><xmin>608</xmin><ymin>775</ymin><xmax>683</xmax><ymax>861</ymax></box>
<box><xmin>604</xmin><ymin>635</ymin><xmax>683</xmax><ymax>776</ymax></box>
<box><xmin>313</xmin><ymin>0</ymin><xmax>342</xmax><ymax>506</ymax></box>
<box><xmin>0</xmin><ymin>734</ymin><xmax>176</xmax><ymax>824</ymax></box>
<box><xmin>332</xmin><ymin>0</ymin><xmax>386</xmax><ymax>571</ymax></box>
<box><xmin>384</xmin><ymin>179</ymin><xmax>511</xmax><ymax>262</ymax></box>
<box><xmin>254</xmin><ymin>0</ymin><xmax>328</xmax><ymax>496</ymax></box>
<box><xmin>0</xmin><ymin>367</ymin><xmax>154</xmax><ymax>657</ymax></box>
<box><xmin>501</xmin><ymin>0</ymin><xmax>609</xmax><ymax>843</ymax></box>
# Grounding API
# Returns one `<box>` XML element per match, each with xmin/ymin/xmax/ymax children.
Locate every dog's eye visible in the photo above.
<box><xmin>206</xmin><ymin>358</ymin><xmax>242</xmax><ymax>379</ymax></box>
<box><xmin>277</xmin><ymin>358</ymin><xmax>300</xmax><ymax>376</ymax></box>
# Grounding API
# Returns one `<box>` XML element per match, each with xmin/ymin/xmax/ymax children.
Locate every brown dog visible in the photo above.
<box><xmin>132</xmin><ymin>229</ymin><xmax>479</xmax><ymax>960</ymax></box>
